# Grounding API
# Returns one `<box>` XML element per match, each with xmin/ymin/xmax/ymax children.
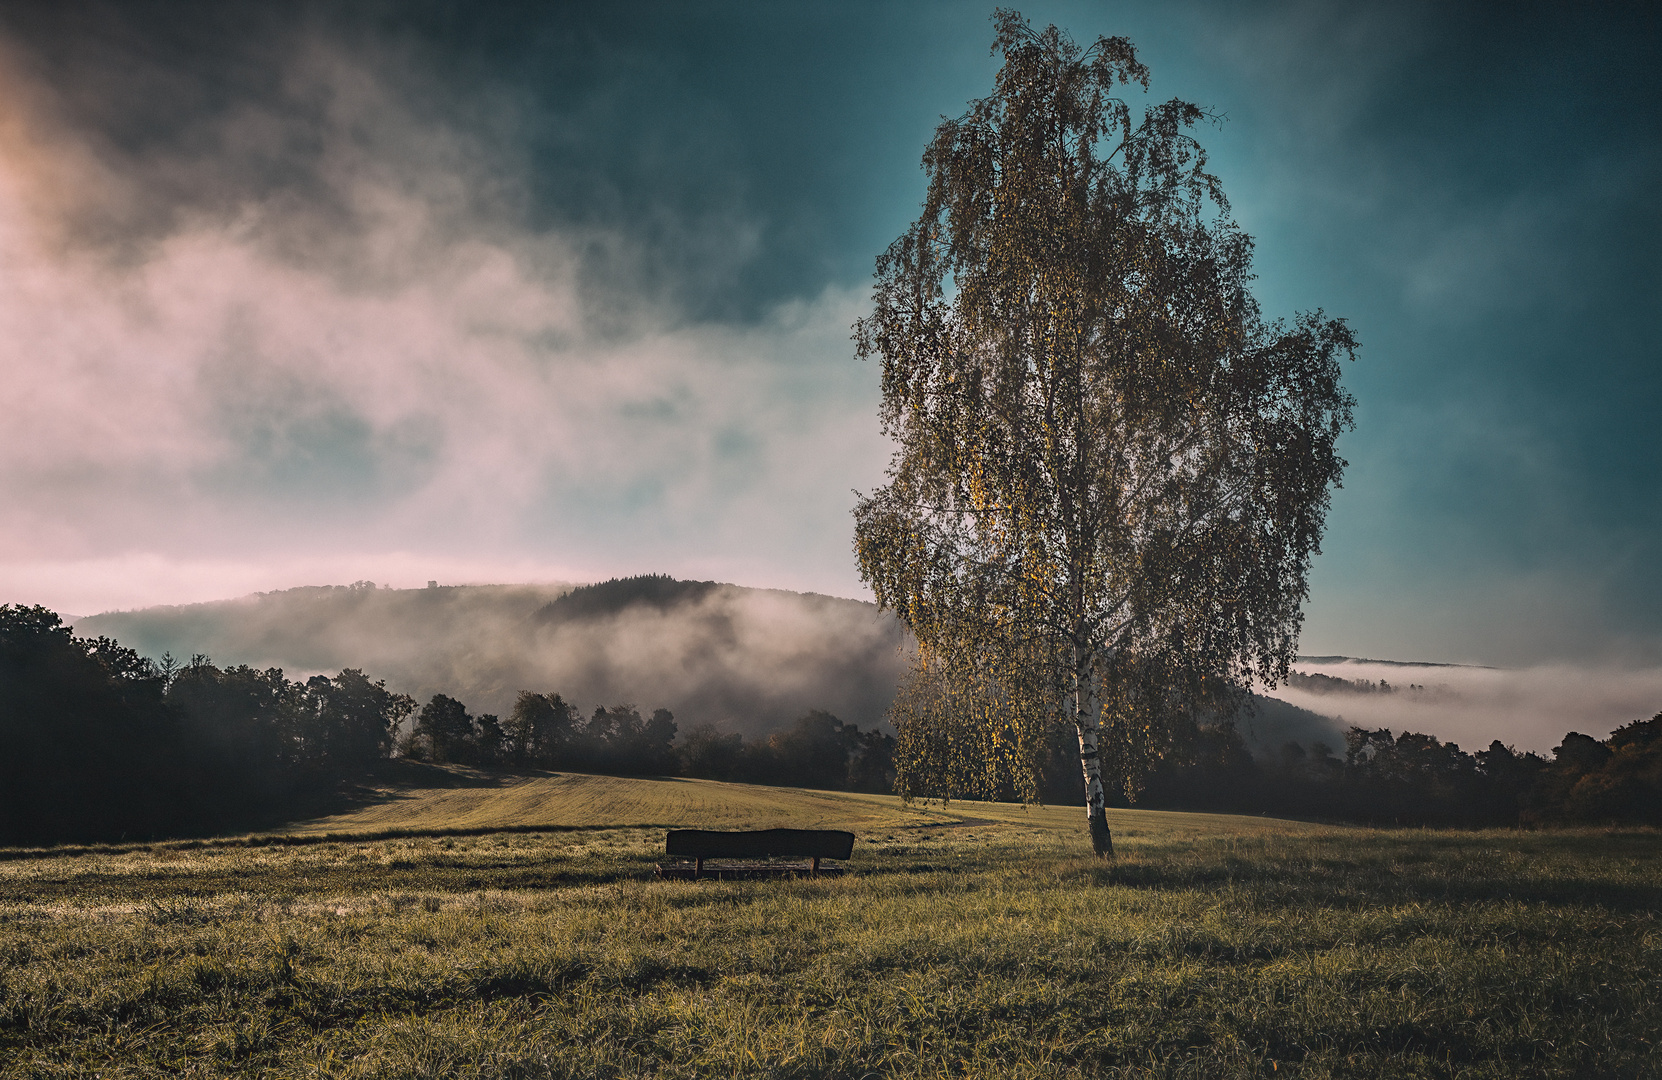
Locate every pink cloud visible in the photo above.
<box><xmin>0</xmin><ymin>39</ymin><xmax>890</xmax><ymax>614</ymax></box>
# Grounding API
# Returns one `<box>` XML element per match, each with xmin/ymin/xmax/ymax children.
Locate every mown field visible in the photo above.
<box><xmin>1</xmin><ymin>769</ymin><xmax>1658</xmax><ymax>1078</ymax></box>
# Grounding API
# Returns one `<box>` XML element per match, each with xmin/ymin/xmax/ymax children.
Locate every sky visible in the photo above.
<box><xmin>1</xmin><ymin>0</ymin><xmax>1659</xmax><ymax>672</ymax></box>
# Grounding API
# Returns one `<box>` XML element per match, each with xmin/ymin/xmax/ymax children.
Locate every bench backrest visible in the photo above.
<box><xmin>665</xmin><ymin>828</ymin><xmax>855</xmax><ymax>861</ymax></box>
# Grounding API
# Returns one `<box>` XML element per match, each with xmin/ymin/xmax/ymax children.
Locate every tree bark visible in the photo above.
<box><xmin>1074</xmin><ymin>644</ymin><xmax>1113</xmax><ymax>858</ymax></box>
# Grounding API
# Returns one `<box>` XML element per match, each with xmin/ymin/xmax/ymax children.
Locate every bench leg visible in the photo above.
<box><xmin>695</xmin><ymin>857</ymin><xmax>703</xmax><ymax>878</ymax></box>
<box><xmin>812</xmin><ymin>856</ymin><xmax>820</xmax><ymax>876</ymax></box>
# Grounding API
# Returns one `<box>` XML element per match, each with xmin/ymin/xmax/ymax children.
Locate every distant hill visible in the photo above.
<box><xmin>1295</xmin><ymin>655</ymin><xmax>1492</xmax><ymax>671</ymax></box>
<box><xmin>1235</xmin><ymin>695</ymin><xmax>1347</xmax><ymax>758</ymax></box>
<box><xmin>75</xmin><ymin>577</ymin><xmax>912</xmax><ymax>738</ymax></box>
<box><xmin>75</xmin><ymin>575</ymin><xmax>1348</xmax><ymax>752</ymax></box>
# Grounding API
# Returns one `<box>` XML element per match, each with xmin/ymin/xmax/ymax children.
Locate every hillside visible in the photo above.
<box><xmin>274</xmin><ymin>762</ymin><xmax>1319</xmax><ymax>842</ymax></box>
<box><xmin>75</xmin><ymin>577</ymin><xmax>912</xmax><ymax>738</ymax></box>
<box><xmin>74</xmin><ymin>574</ymin><xmax>1354</xmax><ymax>752</ymax></box>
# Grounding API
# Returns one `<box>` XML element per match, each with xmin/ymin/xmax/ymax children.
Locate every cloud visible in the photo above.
<box><xmin>1267</xmin><ymin>659</ymin><xmax>1662</xmax><ymax>754</ymax></box>
<box><xmin>8</xmin><ymin>0</ymin><xmax>1657</xmax><ymax>677</ymax></box>
<box><xmin>1166</xmin><ymin>2</ymin><xmax>1662</xmax><ymax>666</ymax></box>
<box><xmin>0</xmin><ymin>30</ymin><xmax>889</xmax><ymax>615</ymax></box>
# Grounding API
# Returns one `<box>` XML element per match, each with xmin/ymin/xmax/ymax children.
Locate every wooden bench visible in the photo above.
<box><xmin>655</xmin><ymin>828</ymin><xmax>855</xmax><ymax>880</ymax></box>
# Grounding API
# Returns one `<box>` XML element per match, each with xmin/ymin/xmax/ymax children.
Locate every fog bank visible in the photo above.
<box><xmin>76</xmin><ymin>580</ymin><xmax>911</xmax><ymax>738</ymax></box>
<box><xmin>1268</xmin><ymin>658</ymin><xmax>1662</xmax><ymax>754</ymax></box>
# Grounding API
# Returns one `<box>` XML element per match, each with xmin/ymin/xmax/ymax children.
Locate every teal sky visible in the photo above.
<box><xmin>0</xmin><ymin>1</ymin><xmax>1657</xmax><ymax>667</ymax></box>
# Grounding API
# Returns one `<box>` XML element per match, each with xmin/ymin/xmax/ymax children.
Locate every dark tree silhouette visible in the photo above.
<box><xmin>0</xmin><ymin>605</ymin><xmax>180</xmax><ymax>844</ymax></box>
<box><xmin>302</xmin><ymin>669</ymin><xmax>414</xmax><ymax>769</ymax></box>
<box><xmin>678</xmin><ymin>722</ymin><xmax>745</xmax><ymax>780</ymax></box>
<box><xmin>505</xmin><ymin>691</ymin><xmax>576</xmax><ymax>766</ymax></box>
<box><xmin>411</xmin><ymin>694</ymin><xmax>476</xmax><ymax>764</ymax></box>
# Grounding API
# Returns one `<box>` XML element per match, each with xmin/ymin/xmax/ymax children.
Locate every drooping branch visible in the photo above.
<box><xmin>854</xmin><ymin>12</ymin><xmax>1354</xmax><ymax>854</ymax></box>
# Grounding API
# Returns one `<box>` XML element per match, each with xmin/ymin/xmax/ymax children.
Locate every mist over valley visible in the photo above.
<box><xmin>70</xmin><ymin>576</ymin><xmax>1661</xmax><ymax>761</ymax></box>
<box><xmin>1269</xmin><ymin>657</ymin><xmax>1662</xmax><ymax>754</ymax></box>
<box><xmin>75</xmin><ymin>572</ymin><xmax>1348</xmax><ymax>754</ymax></box>
<box><xmin>76</xmin><ymin>576</ymin><xmax>912</xmax><ymax>740</ymax></box>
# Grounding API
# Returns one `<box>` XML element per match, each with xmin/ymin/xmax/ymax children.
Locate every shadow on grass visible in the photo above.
<box><xmin>302</xmin><ymin>759</ymin><xmax>538</xmax><ymax>821</ymax></box>
<box><xmin>1072</xmin><ymin>833</ymin><xmax>1662</xmax><ymax>911</ymax></box>
<box><xmin>358</xmin><ymin>759</ymin><xmax>525</xmax><ymax>790</ymax></box>
<box><xmin>0</xmin><ymin>855</ymin><xmax>666</xmax><ymax>905</ymax></box>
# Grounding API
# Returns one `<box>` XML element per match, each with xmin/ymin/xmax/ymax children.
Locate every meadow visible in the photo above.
<box><xmin>1</xmin><ymin>769</ymin><xmax>1657</xmax><ymax>1078</ymax></box>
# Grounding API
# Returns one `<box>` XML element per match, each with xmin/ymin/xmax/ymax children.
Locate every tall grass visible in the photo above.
<box><xmin>1</xmin><ymin>804</ymin><xmax>1657</xmax><ymax>1077</ymax></box>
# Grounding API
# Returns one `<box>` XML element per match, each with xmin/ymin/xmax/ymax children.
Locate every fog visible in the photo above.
<box><xmin>77</xmin><ymin>581</ymin><xmax>911</xmax><ymax>738</ymax></box>
<box><xmin>77</xmin><ymin>578</ymin><xmax>1652</xmax><ymax>757</ymax></box>
<box><xmin>1266</xmin><ymin>658</ymin><xmax>1662</xmax><ymax>754</ymax></box>
<box><xmin>77</xmin><ymin>577</ymin><xmax>1371</xmax><ymax>758</ymax></box>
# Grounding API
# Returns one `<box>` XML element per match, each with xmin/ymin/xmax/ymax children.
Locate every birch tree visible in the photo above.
<box><xmin>853</xmin><ymin>11</ymin><xmax>1356</xmax><ymax>856</ymax></box>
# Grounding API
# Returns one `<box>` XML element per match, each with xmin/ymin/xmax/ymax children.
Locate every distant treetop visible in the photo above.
<box><xmin>534</xmin><ymin>575</ymin><xmax>724</xmax><ymax>624</ymax></box>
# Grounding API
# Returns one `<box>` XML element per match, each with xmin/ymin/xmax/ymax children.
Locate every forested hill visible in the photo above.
<box><xmin>75</xmin><ymin>577</ymin><xmax>913</xmax><ymax>738</ymax></box>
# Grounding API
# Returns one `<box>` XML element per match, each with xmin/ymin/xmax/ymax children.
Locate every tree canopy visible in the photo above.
<box><xmin>853</xmin><ymin>11</ymin><xmax>1356</xmax><ymax>855</ymax></box>
<box><xmin>0</xmin><ymin>605</ymin><xmax>416</xmax><ymax>844</ymax></box>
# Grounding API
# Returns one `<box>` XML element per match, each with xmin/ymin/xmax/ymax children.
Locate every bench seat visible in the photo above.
<box><xmin>655</xmin><ymin>828</ymin><xmax>855</xmax><ymax>879</ymax></box>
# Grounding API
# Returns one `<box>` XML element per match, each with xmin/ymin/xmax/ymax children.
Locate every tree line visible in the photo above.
<box><xmin>1005</xmin><ymin>711</ymin><xmax>1662</xmax><ymax>828</ymax></box>
<box><xmin>396</xmin><ymin>690</ymin><xmax>896</xmax><ymax>793</ymax></box>
<box><xmin>1283</xmin><ymin>672</ymin><xmax>1440</xmax><ymax>696</ymax></box>
<box><xmin>0</xmin><ymin>605</ymin><xmax>893</xmax><ymax>845</ymax></box>
<box><xmin>5</xmin><ymin>601</ymin><xmax>1655</xmax><ymax>845</ymax></box>
<box><xmin>0</xmin><ymin>605</ymin><xmax>412</xmax><ymax>844</ymax></box>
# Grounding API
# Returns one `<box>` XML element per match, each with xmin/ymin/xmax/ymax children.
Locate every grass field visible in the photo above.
<box><xmin>2</xmin><ymin>768</ymin><xmax>1658</xmax><ymax>1078</ymax></box>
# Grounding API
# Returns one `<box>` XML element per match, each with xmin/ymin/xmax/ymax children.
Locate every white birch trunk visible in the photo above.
<box><xmin>1073</xmin><ymin>643</ymin><xmax>1113</xmax><ymax>857</ymax></box>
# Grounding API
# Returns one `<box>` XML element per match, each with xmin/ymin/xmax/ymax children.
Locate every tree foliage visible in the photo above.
<box><xmin>1123</xmin><ymin>713</ymin><xmax>1662</xmax><ymax>829</ymax></box>
<box><xmin>0</xmin><ymin>605</ymin><xmax>179</xmax><ymax>843</ymax></box>
<box><xmin>854</xmin><ymin>12</ymin><xmax>1356</xmax><ymax>854</ymax></box>
<box><xmin>9</xmin><ymin>603</ymin><xmax>1653</xmax><ymax>844</ymax></box>
<box><xmin>0</xmin><ymin>604</ymin><xmax>890</xmax><ymax>844</ymax></box>
<box><xmin>410</xmin><ymin>694</ymin><xmax>476</xmax><ymax>764</ymax></box>
<box><xmin>0</xmin><ymin>605</ymin><xmax>414</xmax><ymax>844</ymax></box>
<box><xmin>505</xmin><ymin>691</ymin><xmax>577</xmax><ymax>766</ymax></box>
